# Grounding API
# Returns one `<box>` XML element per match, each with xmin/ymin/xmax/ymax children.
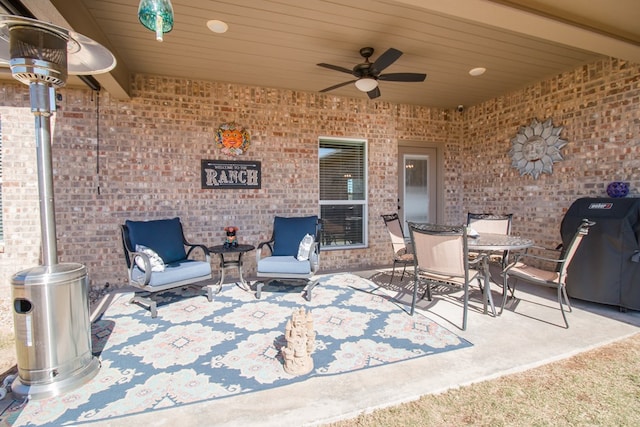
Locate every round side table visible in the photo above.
<box><xmin>208</xmin><ymin>244</ymin><xmax>255</xmax><ymax>291</ymax></box>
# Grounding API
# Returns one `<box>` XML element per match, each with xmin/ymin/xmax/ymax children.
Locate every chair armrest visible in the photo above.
<box><xmin>467</xmin><ymin>254</ymin><xmax>484</xmax><ymax>268</ymax></box>
<box><xmin>257</xmin><ymin>239</ymin><xmax>274</xmax><ymax>251</ymax></box>
<box><xmin>130</xmin><ymin>251</ymin><xmax>153</xmax><ymax>285</ymax></box>
<box><xmin>186</xmin><ymin>243</ymin><xmax>211</xmax><ymax>263</ymax></box>
<box><xmin>528</xmin><ymin>244</ymin><xmax>561</xmax><ymax>253</ymax></box>
<box><xmin>513</xmin><ymin>244</ymin><xmax>561</xmax><ymax>261</ymax></box>
<box><xmin>516</xmin><ymin>252</ymin><xmax>566</xmax><ymax>263</ymax></box>
<box><xmin>256</xmin><ymin>239</ymin><xmax>274</xmax><ymax>263</ymax></box>
<box><xmin>503</xmin><ymin>252</ymin><xmax>565</xmax><ymax>273</ymax></box>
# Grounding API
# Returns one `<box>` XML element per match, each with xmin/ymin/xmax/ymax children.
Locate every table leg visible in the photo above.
<box><xmin>237</xmin><ymin>252</ymin><xmax>250</xmax><ymax>291</ymax></box>
<box><xmin>216</xmin><ymin>252</ymin><xmax>251</xmax><ymax>292</ymax></box>
<box><xmin>209</xmin><ymin>253</ymin><xmax>225</xmax><ymax>294</ymax></box>
<box><xmin>482</xmin><ymin>255</ymin><xmax>497</xmax><ymax>316</ymax></box>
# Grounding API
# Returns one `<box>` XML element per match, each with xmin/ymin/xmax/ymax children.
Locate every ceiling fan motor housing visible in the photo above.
<box><xmin>8</xmin><ymin>25</ymin><xmax>68</xmax><ymax>88</ymax></box>
<box><xmin>352</xmin><ymin>62</ymin><xmax>373</xmax><ymax>78</ymax></box>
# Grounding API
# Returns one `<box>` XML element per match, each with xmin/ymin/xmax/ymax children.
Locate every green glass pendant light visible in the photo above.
<box><xmin>138</xmin><ymin>0</ymin><xmax>174</xmax><ymax>41</ymax></box>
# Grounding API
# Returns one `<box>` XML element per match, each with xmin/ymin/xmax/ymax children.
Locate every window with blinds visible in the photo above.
<box><xmin>319</xmin><ymin>137</ymin><xmax>367</xmax><ymax>249</ymax></box>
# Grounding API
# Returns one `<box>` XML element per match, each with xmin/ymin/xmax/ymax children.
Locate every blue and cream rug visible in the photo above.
<box><xmin>2</xmin><ymin>273</ymin><xmax>471</xmax><ymax>426</ymax></box>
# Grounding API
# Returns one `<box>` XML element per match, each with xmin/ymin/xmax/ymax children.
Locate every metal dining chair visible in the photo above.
<box><xmin>381</xmin><ymin>214</ymin><xmax>414</xmax><ymax>284</ymax></box>
<box><xmin>501</xmin><ymin>218</ymin><xmax>595</xmax><ymax>328</ymax></box>
<box><xmin>467</xmin><ymin>212</ymin><xmax>513</xmax><ymax>268</ymax></box>
<box><xmin>408</xmin><ymin>222</ymin><xmax>482</xmax><ymax>330</ymax></box>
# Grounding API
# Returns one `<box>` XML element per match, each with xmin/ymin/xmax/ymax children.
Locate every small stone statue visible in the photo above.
<box><xmin>281</xmin><ymin>307</ymin><xmax>315</xmax><ymax>375</ymax></box>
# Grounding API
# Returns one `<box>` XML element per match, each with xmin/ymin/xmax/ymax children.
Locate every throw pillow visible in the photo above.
<box><xmin>134</xmin><ymin>244</ymin><xmax>166</xmax><ymax>272</ymax></box>
<box><xmin>297</xmin><ymin>234</ymin><xmax>315</xmax><ymax>261</ymax></box>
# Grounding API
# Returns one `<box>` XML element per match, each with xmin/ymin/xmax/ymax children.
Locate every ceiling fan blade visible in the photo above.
<box><xmin>367</xmin><ymin>86</ymin><xmax>381</xmax><ymax>99</ymax></box>
<box><xmin>372</xmin><ymin>48</ymin><xmax>402</xmax><ymax>74</ymax></box>
<box><xmin>379</xmin><ymin>72</ymin><xmax>427</xmax><ymax>82</ymax></box>
<box><xmin>317</xmin><ymin>63</ymin><xmax>353</xmax><ymax>74</ymax></box>
<box><xmin>319</xmin><ymin>79</ymin><xmax>357</xmax><ymax>92</ymax></box>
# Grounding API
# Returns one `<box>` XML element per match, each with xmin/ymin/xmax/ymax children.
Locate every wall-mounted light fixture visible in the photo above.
<box><xmin>138</xmin><ymin>0</ymin><xmax>174</xmax><ymax>42</ymax></box>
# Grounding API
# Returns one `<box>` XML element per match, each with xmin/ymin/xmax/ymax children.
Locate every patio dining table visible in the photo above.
<box><xmin>468</xmin><ymin>233</ymin><xmax>534</xmax><ymax>316</ymax></box>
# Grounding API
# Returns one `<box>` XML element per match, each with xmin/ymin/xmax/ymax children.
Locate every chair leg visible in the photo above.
<box><xmin>400</xmin><ymin>263</ymin><xmax>407</xmax><ymax>281</ymax></box>
<box><xmin>255</xmin><ymin>281</ymin><xmax>264</xmax><ymax>299</ymax></box>
<box><xmin>561</xmin><ymin>285</ymin><xmax>572</xmax><ymax>312</ymax></box>
<box><xmin>305</xmin><ymin>278</ymin><xmax>319</xmax><ymax>302</ymax></box>
<box><xmin>500</xmin><ymin>275</ymin><xmax>518</xmax><ymax>315</ymax></box>
<box><xmin>500</xmin><ymin>276</ymin><xmax>508</xmax><ymax>315</ymax></box>
<box><xmin>425</xmin><ymin>279</ymin><xmax>432</xmax><ymax>301</ymax></box>
<box><xmin>462</xmin><ymin>280</ymin><xmax>469</xmax><ymax>331</ymax></box>
<box><xmin>130</xmin><ymin>292</ymin><xmax>158</xmax><ymax>318</ymax></box>
<box><xmin>390</xmin><ymin>261</ymin><xmax>397</xmax><ymax>284</ymax></box>
<box><xmin>557</xmin><ymin>286</ymin><xmax>569</xmax><ymax>328</ymax></box>
<box><xmin>205</xmin><ymin>285</ymin><xmax>214</xmax><ymax>302</ymax></box>
<box><xmin>410</xmin><ymin>274</ymin><xmax>420</xmax><ymax>315</ymax></box>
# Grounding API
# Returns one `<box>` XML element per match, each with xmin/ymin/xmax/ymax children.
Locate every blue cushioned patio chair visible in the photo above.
<box><xmin>120</xmin><ymin>217</ymin><xmax>213</xmax><ymax>317</ymax></box>
<box><xmin>255</xmin><ymin>215</ymin><xmax>322</xmax><ymax>300</ymax></box>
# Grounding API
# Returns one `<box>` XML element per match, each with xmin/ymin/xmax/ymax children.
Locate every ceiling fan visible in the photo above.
<box><xmin>317</xmin><ymin>47</ymin><xmax>426</xmax><ymax>99</ymax></box>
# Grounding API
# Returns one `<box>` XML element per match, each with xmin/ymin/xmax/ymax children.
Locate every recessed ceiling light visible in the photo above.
<box><xmin>469</xmin><ymin>67</ymin><xmax>486</xmax><ymax>76</ymax></box>
<box><xmin>207</xmin><ymin>19</ymin><xmax>228</xmax><ymax>34</ymax></box>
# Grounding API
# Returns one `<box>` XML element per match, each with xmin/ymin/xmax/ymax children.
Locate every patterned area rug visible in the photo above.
<box><xmin>1</xmin><ymin>273</ymin><xmax>471</xmax><ymax>426</ymax></box>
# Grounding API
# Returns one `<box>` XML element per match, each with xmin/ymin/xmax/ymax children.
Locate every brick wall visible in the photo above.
<box><xmin>0</xmin><ymin>75</ymin><xmax>459</xmax><ymax>292</ymax></box>
<box><xmin>0</xmin><ymin>89</ymin><xmax>42</xmax><ymax>289</ymax></box>
<box><xmin>462</xmin><ymin>58</ymin><xmax>640</xmax><ymax>250</ymax></box>
<box><xmin>0</xmin><ymin>56</ymin><xmax>638</xmax><ymax>298</ymax></box>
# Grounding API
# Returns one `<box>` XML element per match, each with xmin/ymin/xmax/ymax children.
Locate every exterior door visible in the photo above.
<box><xmin>398</xmin><ymin>146</ymin><xmax>438</xmax><ymax>236</ymax></box>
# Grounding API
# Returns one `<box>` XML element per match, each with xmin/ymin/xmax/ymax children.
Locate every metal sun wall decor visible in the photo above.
<box><xmin>509</xmin><ymin>118</ymin><xmax>568</xmax><ymax>179</ymax></box>
<box><xmin>215</xmin><ymin>122</ymin><xmax>251</xmax><ymax>156</ymax></box>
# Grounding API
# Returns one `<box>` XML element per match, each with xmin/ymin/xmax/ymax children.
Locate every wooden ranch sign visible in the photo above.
<box><xmin>201</xmin><ymin>160</ymin><xmax>261</xmax><ymax>189</ymax></box>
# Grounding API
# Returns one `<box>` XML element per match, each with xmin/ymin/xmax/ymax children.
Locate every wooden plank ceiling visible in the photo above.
<box><xmin>7</xmin><ymin>0</ymin><xmax>640</xmax><ymax>108</ymax></box>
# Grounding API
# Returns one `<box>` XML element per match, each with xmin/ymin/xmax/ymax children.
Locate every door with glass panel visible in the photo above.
<box><xmin>398</xmin><ymin>146</ymin><xmax>438</xmax><ymax>236</ymax></box>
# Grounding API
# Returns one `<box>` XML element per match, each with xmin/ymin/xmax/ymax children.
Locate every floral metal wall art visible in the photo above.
<box><xmin>215</xmin><ymin>122</ymin><xmax>251</xmax><ymax>156</ymax></box>
<box><xmin>509</xmin><ymin>118</ymin><xmax>567</xmax><ymax>179</ymax></box>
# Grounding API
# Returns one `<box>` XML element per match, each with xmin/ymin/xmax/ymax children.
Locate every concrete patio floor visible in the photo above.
<box><xmin>85</xmin><ymin>268</ymin><xmax>640</xmax><ymax>426</ymax></box>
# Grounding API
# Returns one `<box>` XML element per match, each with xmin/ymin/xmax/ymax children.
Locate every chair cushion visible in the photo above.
<box><xmin>131</xmin><ymin>259</ymin><xmax>211</xmax><ymax>287</ymax></box>
<box><xmin>257</xmin><ymin>256</ymin><xmax>312</xmax><ymax>274</ymax></box>
<box><xmin>272</xmin><ymin>216</ymin><xmax>318</xmax><ymax>256</ymax></box>
<box><xmin>126</xmin><ymin>218</ymin><xmax>187</xmax><ymax>264</ymax></box>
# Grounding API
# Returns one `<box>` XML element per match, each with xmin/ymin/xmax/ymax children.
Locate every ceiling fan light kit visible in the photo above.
<box><xmin>354</xmin><ymin>77</ymin><xmax>378</xmax><ymax>92</ymax></box>
<box><xmin>317</xmin><ymin>47</ymin><xmax>426</xmax><ymax>99</ymax></box>
<box><xmin>138</xmin><ymin>0</ymin><xmax>174</xmax><ymax>42</ymax></box>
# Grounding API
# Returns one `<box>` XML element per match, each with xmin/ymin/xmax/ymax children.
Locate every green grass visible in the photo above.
<box><xmin>325</xmin><ymin>333</ymin><xmax>640</xmax><ymax>427</ymax></box>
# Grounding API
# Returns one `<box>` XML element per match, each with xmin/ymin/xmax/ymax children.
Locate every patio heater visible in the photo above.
<box><xmin>0</xmin><ymin>15</ymin><xmax>116</xmax><ymax>399</ymax></box>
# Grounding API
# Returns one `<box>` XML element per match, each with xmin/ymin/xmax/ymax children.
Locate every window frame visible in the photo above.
<box><xmin>318</xmin><ymin>136</ymin><xmax>368</xmax><ymax>250</ymax></box>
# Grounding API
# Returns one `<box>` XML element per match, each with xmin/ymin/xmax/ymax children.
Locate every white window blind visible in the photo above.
<box><xmin>319</xmin><ymin>138</ymin><xmax>367</xmax><ymax>249</ymax></box>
